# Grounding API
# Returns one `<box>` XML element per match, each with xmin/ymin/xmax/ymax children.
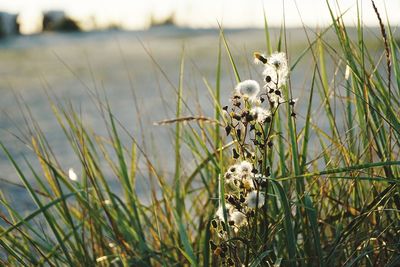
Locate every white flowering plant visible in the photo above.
<box><xmin>209</xmin><ymin>51</ymin><xmax>297</xmax><ymax>265</ymax></box>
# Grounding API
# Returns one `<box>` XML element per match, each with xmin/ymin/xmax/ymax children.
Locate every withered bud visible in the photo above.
<box><xmin>254</xmin><ymin>52</ymin><xmax>268</xmax><ymax>64</ymax></box>
<box><xmin>232</xmin><ymin>148</ymin><xmax>240</xmax><ymax>159</ymax></box>
<box><xmin>236</xmin><ymin>129</ymin><xmax>241</xmax><ymax>140</ymax></box>
<box><xmin>209</xmin><ymin>240</ymin><xmax>217</xmax><ymax>250</ymax></box>
<box><xmin>234</xmin><ymin>102</ymin><xmax>241</xmax><ymax>108</ymax></box>
<box><xmin>221</xmin><ymin>221</ymin><xmax>226</xmax><ymax>231</ymax></box>
<box><xmin>225</xmin><ymin>125</ymin><xmax>232</xmax><ymax>136</ymax></box>
<box><xmin>246</xmin><ymin>113</ymin><xmax>254</xmax><ymax>122</ymax></box>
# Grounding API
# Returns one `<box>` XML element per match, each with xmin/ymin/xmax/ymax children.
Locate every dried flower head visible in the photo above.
<box><xmin>268</xmin><ymin>91</ymin><xmax>285</xmax><ymax>107</ymax></box>
<box><xmin>250</xmin><ymin>107</ymin><xmax>271</xmax><ymax>124</ymax></box>
<box><xmin>230</xmin><ymin>210</ymin><xmax>247</xmax><ymax>227</ymax></box>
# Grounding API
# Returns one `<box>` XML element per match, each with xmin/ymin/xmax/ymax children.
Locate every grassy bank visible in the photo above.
<box><xmin>1</xmin><ymin>1</ymin><xmax>399</xmax><ymax>266</ymax></box>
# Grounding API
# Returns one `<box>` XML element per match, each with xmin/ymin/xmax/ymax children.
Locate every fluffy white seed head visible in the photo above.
<box><xmin>230</xmin><ymin>210</ymin><xmax>247</xmax><ymax>227</ymax></box>
<box><xmin>250</xmin><ymin>107</ymin><xmax>271</xmax><ymax>123</ymax></box>
<box><xmin>245</xmin><ymin>191</ymin><xmax>265</xmax><ymax>208</ymax></box>
<box><xmin>235</xmin><ymin>80</ymin><xmax>260</xmax><ymax>99</ymax></box>
<box><xmin>268</xmin><ymin>52</ymin><xmax>287</xmax><ymax>70</ymax></box>
<box><xmin>263</xmin><ymin>52</ymin><xmax>289</xmax><ymax>89</ymax></box>
<box><xmin>238</xmin><ymin>160</ymin><xmax>252</xmax><ymax>175</ymax></box>
<box><xmin>68</xmin><ymin>168</ymin><xmax>78</xmax><ymax>181</ymax></box>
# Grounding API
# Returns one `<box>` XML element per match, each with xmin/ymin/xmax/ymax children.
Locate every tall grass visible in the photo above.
<box><xmin>1</xmin><ymin>1</ymin><xmax>399</xmax><ymax>266</ymax></box>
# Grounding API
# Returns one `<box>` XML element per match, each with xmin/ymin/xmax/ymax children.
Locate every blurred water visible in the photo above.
<box><xmin>0</xmin><ymin>27</ymin><xmax>380</xmax><ymax>212</ymax></box>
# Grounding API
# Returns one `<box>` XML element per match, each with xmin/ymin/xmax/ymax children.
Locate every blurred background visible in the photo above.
<box><xmin>0</xmin><ymin>0</ymin><xmax>399</xmax><ymax>211</ymax></box>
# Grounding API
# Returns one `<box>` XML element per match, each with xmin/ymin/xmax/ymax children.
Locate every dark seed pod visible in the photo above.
<box><xmin>224</xmin><ymin>172</ymin><xmax>232</xmax><ymax>179</ymax></box>
<box><xmin>252</xmin><ymin>168</ymin><xmax>258</xmax><ymax>174</ymax></box>
<box><xmin>267</xmin><ymin>141</ymin><xmax>273</xmax><ymax>147</ymax></box>
<box><xmin>220</xmin><ymin>243</ymin><xmax>227</xmax><ymax>251</ymax></box>
<box><xmin>227</xmin><ymin>195</ymin><xmax>236</xmax><ymax>205</ymax></box>
<box><xmin>233</xmin><ymin>95</ymin><xmax>241</xmax><ymax>99</ymax></box>
<box><xmin>233</xmin><ymin>114</ymin><xmax>242</xmax><ymax>121</ymax></box>
<box><xmin>265</xmin><ymin>116</ymin><xmax>272</xmax><ymax>123</ymax></box>
<box><xmin>260</xmin><ymin>180</ymin><xmax>268</xmax><ymax>187</ymax></box>
<box><xmin>246</xmin><ymin>113</ymin><xmax>254</xmax><ymax>122</ymax></box>
<box><xmin>289</xmin><ymin>100</ymin><xmax>296</xmax><ymax>106</ymax></box>
<box><xmin>227</xmin><ymin>258</ymin><xmax>235</xmax><ymax>266</ymax></box>
<box><xmin>223</xmin><ymin>105</ymin><xmax>229</xmax><ymax>110</ymax></box>
<box><xmin>250</xmin><ymin>124</ymin><xmax>255</xmax><ymax>131</ymax></box>
<box><xmin>245</xmin><ymin>151</ymin><xmax>252</xmax><ymax>159</ymax></box>
<box><xmin>240</xmin><ymin>195</ymin><xmax>245</xmax><ymax>203</ymax></box>
<box><xmin>265</xmin><ymin>75</ymin><xmax>272</xmax><ymax>83</ymax></box>
<box><xmin>291</xmin><ymin>112</ymin><xmax>296</xmax><ymax>118</ymax></box>
<box><xmin>269</xmin><ymin>88</ymin><xmax>275</xmax><ymax>94</ymax></box>
<box><xmin>232</xmin><ymin>148</ymin><xmax>240</xmax><ymax>159</ymax></box>
<box><xmin>228</xmin><ymin>220</ymin><xmax>235</xmax><ymax>226</ymax></box>
<box><xmin>211</xmin><ymin>219</ymin><xmax>218</xmax><ymax>228</ymax></box>
<box><xmin>275</xmin><ymin>90</ymin><xmax>281</xmax><ymax>96</ymax></box>
<box><xmin>209</xmin><ymin>240</ymin><xmax>217</xmax><ymax>250</ymax></box>
<box><xmin>253</xmin><ymin>139</ymin><xmax>259</xmax><ymax>145</ymax></box>
<box><xmin>266</xmin><ymin>166</ymin><xmax>271</xmax><ymax>177</ymax></box>
<box><xmin>260</xmin><ymin>97</ymin><xmax>265</xmax><ymax>103</ymax></box>
<box><xmin>225</xmin><ymin>125</ymin><xmax>232</xmax><ymax>136</ymax></box>
<box><xmin>221</xmin><ymin>221</ymin><xmax>226</xmax><ymax>231</ymax></box>
<box><xmin>248</xmin><ymin>210</ymin><xmax>255</xmax><ymax>217</ymax></box>
<box><xmin>236</xmin><ymin>129</ymin><xmax>241</xmax><ymax>140</ymax></box>
<box><xmin>255</xmin><ymin>131</ymin><xmax>262</xmax><ymax>137</ymax></box>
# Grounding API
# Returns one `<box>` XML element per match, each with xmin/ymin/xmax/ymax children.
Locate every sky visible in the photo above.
<box><xmin>0</xmin><ymin>0</ymin><xmax>399</xmax><ymax>34</ymax></box>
